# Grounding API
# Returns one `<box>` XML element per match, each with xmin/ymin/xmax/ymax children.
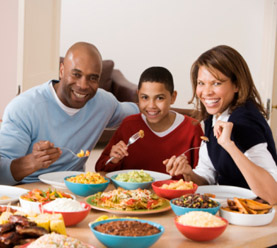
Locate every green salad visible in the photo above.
<box><xmin>115</xmin><ymin>170</ymin><xmax>153</xmax><ymax>183</ymax></box>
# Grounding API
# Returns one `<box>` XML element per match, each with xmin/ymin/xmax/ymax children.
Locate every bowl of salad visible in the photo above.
<box><xmin>19</xmin><ymin>188</ymin><xmax>75</xmax><ymax>213</ymax></box>
<box><xmin>110</xmin><ymin>170</ymin><xmax>154</xmax><ymax>190</ymax></box>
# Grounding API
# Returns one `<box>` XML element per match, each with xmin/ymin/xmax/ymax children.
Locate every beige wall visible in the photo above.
<box><xmin>1</xmin><ymin>0</ymin><xmax>276</xmax><ymax>120</ymax></box>
<box><xmin>60</xmin><ymin>0</ymin><xmax>275</xmax><ymax>110</ymax></box>
<box><xmin>0</xmin><ymin>0</ymin><xmax>19</xmax><ymax>118</ymax></box>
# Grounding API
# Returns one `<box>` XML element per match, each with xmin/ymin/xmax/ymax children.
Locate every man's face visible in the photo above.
<box><xmin>57</xmin><ymin>51</ymin><xmax>102</xmax><ymax>109</ymax></box>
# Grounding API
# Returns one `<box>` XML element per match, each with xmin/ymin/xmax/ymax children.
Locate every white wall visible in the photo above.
<box><xmin>60</xmin><ymin>0</ymin><xmax>268</xmax><ymax>109</ymax></box>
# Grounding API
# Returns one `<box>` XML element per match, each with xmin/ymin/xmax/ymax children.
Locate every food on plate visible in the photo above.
<box><xmin>0</xmin><ymin>195</ymin><xmax>11</xmax><ymax>200</ymax></box>
<box><xmin>0</xmin><ymin>211</ymin><xmax>14</xmax><ymax>224</ymax></box>
<box><xmin>204</xmin><ymin>193</ymin><xmax>216</xmax><ymax>198</ymax></box>
<box><xmin>94</xmin><ymin>220</ymin><xmax>161</xmax><ymax>236</ymax></box>
<box><xmin>160</xmin><ymin>179</ymin><xmax>194</xmax><ymax>190</ymax></box>
<box><xmin>90</xmin><ymin>188</ymin><xmax>167</xmax><ymax>211</ymax></box>
<box><xmin>0</xmin><ymin>206</ymin><xmax>67</xmax><ymax>247</ymax></box>
<box><xmin>92</xmin><ymin>215</ymin><xmax>138</xmax><ymax>223</ymax></box>
<box><xmin>0</xmin><ymin>214</ymin><xmax>49</xmax><ymax>247</ymax></box>
<box><xmin>139</xmin><ymin>129</ymin><xmax>145</xmax><ymax>138</ymax></box>
<box><xmin>115</xmin><ymin>170</ymin><xmax>153</xmax><ymax>183</ymax></box>
<box><xmin>77</xmin><ymin>149</ymin><xmax>90</xmax><ymax>158</ymax></box>
<box><xmin>42</xmin><ymin>198</ymin><xmax>84</xmax><ymax>212</ymax></box>
<box><xmin>20</xmin><ymin>189</ymin><xmax>75</xmax><ymax>214</ymax></box>
<box><xmin>172</xmin><ymin>194</ymin><xmax>219</xmax><ymax>208</ymax></box>
<box><xmin>20</xmin><ymin>188</ymin><xmax>73</xmax><ymax>203</ymax></box>
<box><xmin>0</xmin><ymin>205</ymin><xmax>18</xmax><ymax>215</ymax></box>
<box><xmin>66</xmin><ymin>172</ymin><xmax>107</xmax><ymax>184</ymax></box>
<box><xmin>28</xmin><ymin>232</ymin><xmax>91</xmax><ymax>248</ymax></box>
<box><xmin>221</xmin><ymin>197</ymin><xmax>272</xmax><ymax>214</ymax></box>
<box><xmin>177</xmin><ymin>211</ymin><xmax>226</xmax><ymax>227</ymax></box>
<box><xmin>49</xmin><ymin>218</ymin><xmax>67</xmax><ymax>235</ymax></box>
<box><xmin>200</xmin><ymin>136</ymin><xmax>209</xmax><ymax>142</ymax></box>
<box><xmin>26</xmin><ymin>213</ymin><xmax>66</xmax><ymax>234</ymax></box>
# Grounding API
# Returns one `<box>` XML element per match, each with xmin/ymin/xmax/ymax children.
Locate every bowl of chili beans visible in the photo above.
<box><xmin>89</xmin><ymin>218</ymin><xmax>164</xmax><ymax>248</ymax></box>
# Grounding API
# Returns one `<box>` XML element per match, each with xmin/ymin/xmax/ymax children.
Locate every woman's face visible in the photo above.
<box><xmin>196</xmin><ymin>66</ymin><xmax>238</xmax><ymax>117</ymax></box>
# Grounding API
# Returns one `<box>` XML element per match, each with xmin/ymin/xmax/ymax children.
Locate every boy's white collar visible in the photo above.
<box><xmin>212</xmin><ymin>108</ymin><xmax>230</xmax><ymax>127</ymax></box>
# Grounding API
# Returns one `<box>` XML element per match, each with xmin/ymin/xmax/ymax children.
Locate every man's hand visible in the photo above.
<box><xmin>11</xmin><ymin>140</ymin><xmax>62</xmax><ymax>181</ymax></box>
<box><xmin>32</xmin><ymin>141</ymin><xmax>61</xmax><ymax>169</ymax></box>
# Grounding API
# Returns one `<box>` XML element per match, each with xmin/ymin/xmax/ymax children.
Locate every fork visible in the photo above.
<box><xmin>182</xmin><ymin>136</ymin><xmax>209</xmax><ymax>155</ymax></box>
<box><xmin>60</xmin><ymin>147</ymin><xmax>89</xmax><ymax>158</ymax></box>
<box><xmin>105</xmin><ymin>130</ymin><xmax>144</xmax><ymax>165</ymax></box>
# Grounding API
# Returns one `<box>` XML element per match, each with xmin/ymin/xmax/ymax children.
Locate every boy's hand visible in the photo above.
<box><xmin>163</xmin><ymin>154</ymin><xmax>192</xmax><ymax>177</ymax></box>
<box><xmin>109</xmin><ymin>140</ymin><xmax>129</xmax><ymax>164</ymax></box>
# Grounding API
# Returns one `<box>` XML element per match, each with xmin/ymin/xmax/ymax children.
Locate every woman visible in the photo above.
<box><xmin>166</xmin><ymin>45</ymin><xmax>277</xmax><ymax>205</ymax></box>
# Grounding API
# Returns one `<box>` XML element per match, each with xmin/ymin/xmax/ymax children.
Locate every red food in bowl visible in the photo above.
<box><xmin>40</xmin><ymin>202</ymin><xmax>91</xmax><ymax>226</ymax></box>
<box><xmin>174</xmin><ymin>216</ymin><xmax>228</xmax><ymax>241</ymax></box>
<box><xmin>152</xmin><ymin>180</ymin><xmax>198</xmax><ymax>200</ymax></box>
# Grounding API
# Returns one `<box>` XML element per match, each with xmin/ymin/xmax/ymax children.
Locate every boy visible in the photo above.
<box><xmin>95</xmin><ymin>67</ymin><xmax>203</xmax><ymax>179</ymax></box>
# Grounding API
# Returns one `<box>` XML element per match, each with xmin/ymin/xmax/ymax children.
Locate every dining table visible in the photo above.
<box><xmin>14</xmin><ymin>180</ymin><xmax>277</xmax><ymax>248</ymax></box>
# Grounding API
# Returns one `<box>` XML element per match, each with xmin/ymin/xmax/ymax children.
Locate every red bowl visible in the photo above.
<box><xmin>152</xmin><ymin>180</ymin><xmax>198</xmax><ymax>200</ymax></box>
<box><xmin>174</xmin><ymin>216</ymin><xmax>228</xmax><ymax>241</ymax></box>
<box><xmin>40</xmin><ymin>202</ymin><xmax>91</xmax><ymax>227</ymax></box>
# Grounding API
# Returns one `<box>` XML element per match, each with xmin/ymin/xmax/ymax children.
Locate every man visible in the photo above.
<box><xmin>0</xmin><ymin>141</ymin><xmax>60</xmax><ymax>185</ymax></box>
<box><xmin>0</xmin><ymin>42</ymin><xmax>139</xmax><ymax>184</ymax></box>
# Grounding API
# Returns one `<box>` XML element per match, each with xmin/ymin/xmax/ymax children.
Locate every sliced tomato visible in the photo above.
<box><xmin>147</xmin><ymin>200</ymin><xmax>158</xmax><ymax>209</ymax></box>
<box><xmin>126</xmin><ymin>199</ymin><xmax>136</xmax><ymax>206</ymax></box>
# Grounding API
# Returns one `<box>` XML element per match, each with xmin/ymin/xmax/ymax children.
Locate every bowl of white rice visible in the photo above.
<box><xmin>174</xmin><ymin>211</ymin><xmax>228</xmax><ymax>241</ymax></box>
<box><xmin>40</xmin><ymin>198</ymin><xmax>91</xmax><ymax>226</ymax></box>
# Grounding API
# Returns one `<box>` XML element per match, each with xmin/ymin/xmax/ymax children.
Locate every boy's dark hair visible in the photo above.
<box><xmin>138</xmin><ymin>66</ymin><xmax>174</xmax><ymax>94</ymax></box>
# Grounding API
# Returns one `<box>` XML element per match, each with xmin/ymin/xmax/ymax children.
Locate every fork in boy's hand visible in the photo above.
<box><xmin>105</xmin><ymin>130</ymin><xmax>144</xmax><ymax>165</ymax></box>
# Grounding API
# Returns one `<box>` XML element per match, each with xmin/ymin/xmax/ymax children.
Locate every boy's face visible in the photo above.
<box><xmin>138</xmin><ymin>82</ymin><xmax>177</xmax><ymax>131</ymax></box>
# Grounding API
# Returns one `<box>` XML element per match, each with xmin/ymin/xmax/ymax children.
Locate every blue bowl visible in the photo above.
<box><xmin>110</xmin><ymin>175</ymin><xmax>153</xmax><ymax>190</ymax></box>
<box><xmin>170</xmin><ymin>198</ymin><xmax>220</xmax><ymax>216</ymax></box>
<box><xmin>89</xmin><ymin>218</ymin><xmax>164</xmax><ymax>248</ymax></box>
<box><xmin>64</xmin><ymin>175</ymin><xmax>110</xmax><ymax>197</ymax></box>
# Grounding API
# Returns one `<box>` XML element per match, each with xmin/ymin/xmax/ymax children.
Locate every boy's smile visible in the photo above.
<box><xmin>138</xmin><ymin>82</ymin><xmax>177</xmax><ymax>132</ymax></box>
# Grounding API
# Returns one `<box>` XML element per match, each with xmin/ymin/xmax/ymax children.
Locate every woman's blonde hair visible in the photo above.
<box><xmin>189</xmin><ymin>45</ymin><xmax>266</xmax><ymax>121</ymax></box>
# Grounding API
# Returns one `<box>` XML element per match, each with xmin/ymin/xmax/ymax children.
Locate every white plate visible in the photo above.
<box><xmin>196</xmin><ymin>185</ymin><xmax>257</xmax><ymax>204</ymax></box>
<box><xmin>0</xmin><ymin>185</ymin><xmax>28</xmax><ymax>204</ymax></box>
<box><xmin>105</xmin><ymin>170</ymin><xmax>171</xmax><ymax>182</ymax></box>
<box><xmin>39</xmin><ymin>171</ymin><xmax>83</xmax><ymax>189</ymax></box>
<box><xmin>220</xmin><ymin>207</ymin><xmax>275</xmax><ymax>226</ymax></box>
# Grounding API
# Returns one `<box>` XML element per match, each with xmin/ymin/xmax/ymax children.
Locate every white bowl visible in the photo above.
<box><xmin>219</xmin><ymin>207</ymin><xmax>275</xmax><ymax>226</ymax></box>
<box><xmin>19</xmin><ymin>193</ymin><xmax>75</xmax><ymax>214</ymax></box>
